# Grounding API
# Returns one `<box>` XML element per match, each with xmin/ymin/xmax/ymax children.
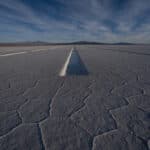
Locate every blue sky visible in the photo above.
<box><xmin>0</xmin><ymin>0</ymin><xmax>150</xmax><ymax>43</ymax></box>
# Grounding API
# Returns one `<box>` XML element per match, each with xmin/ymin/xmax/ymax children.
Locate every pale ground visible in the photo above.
<box><xmin>0</xmin><ymin>45</ymin><xmax>150</xmax><ymax>150</ymax></box>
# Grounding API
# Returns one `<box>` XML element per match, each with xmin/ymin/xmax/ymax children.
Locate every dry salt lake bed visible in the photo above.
<box><xmin>0</xmin><ymin>44</ymin><xmax>150</xmax><ymax>150</ymax></box>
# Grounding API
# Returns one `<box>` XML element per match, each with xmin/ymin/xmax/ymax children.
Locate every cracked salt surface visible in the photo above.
<box><xmin>59</xmin><ymin>47</ymin><xmax>88</xmax><ymax>76</ymax></box>
<box><xmin>0</xmin><ymin>45</ymin><xmax>150</xmax><ymax>150</ymax></box>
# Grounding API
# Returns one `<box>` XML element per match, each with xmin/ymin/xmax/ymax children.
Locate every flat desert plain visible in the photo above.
<box><xmin>0</xmin><ymin>45</ymin><xmax>150</xmax><ymax>150</ymax></box>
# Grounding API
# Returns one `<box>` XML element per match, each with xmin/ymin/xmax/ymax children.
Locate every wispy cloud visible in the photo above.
<box><xmin>0</xmin><ymin>0</ymin><xmax>150</xmax><ymax>43</ymax></box>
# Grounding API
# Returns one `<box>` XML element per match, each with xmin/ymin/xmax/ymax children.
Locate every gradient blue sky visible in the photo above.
<box><xmin>0</xmin><ymin>0</ymin><xmax>150</xmax><ymax>43</ymax></box>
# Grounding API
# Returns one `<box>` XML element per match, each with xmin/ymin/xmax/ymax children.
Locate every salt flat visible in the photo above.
<box><xmin>0</xmin><ymin>45</ymin><xmax>150</xmax><ymax>150</ymax></box>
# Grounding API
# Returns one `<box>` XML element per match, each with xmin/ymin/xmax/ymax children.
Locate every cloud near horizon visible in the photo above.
<box><xmin>0</xmin><ymin>0</ymin><xmax>150</xmax><ymax>43</ymax></box>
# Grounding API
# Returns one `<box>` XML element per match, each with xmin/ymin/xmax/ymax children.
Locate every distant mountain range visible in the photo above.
<box><xmin>0</xmin><ymin>41</ymin><xmax>147</xmax><ymax>46</ymax></box>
